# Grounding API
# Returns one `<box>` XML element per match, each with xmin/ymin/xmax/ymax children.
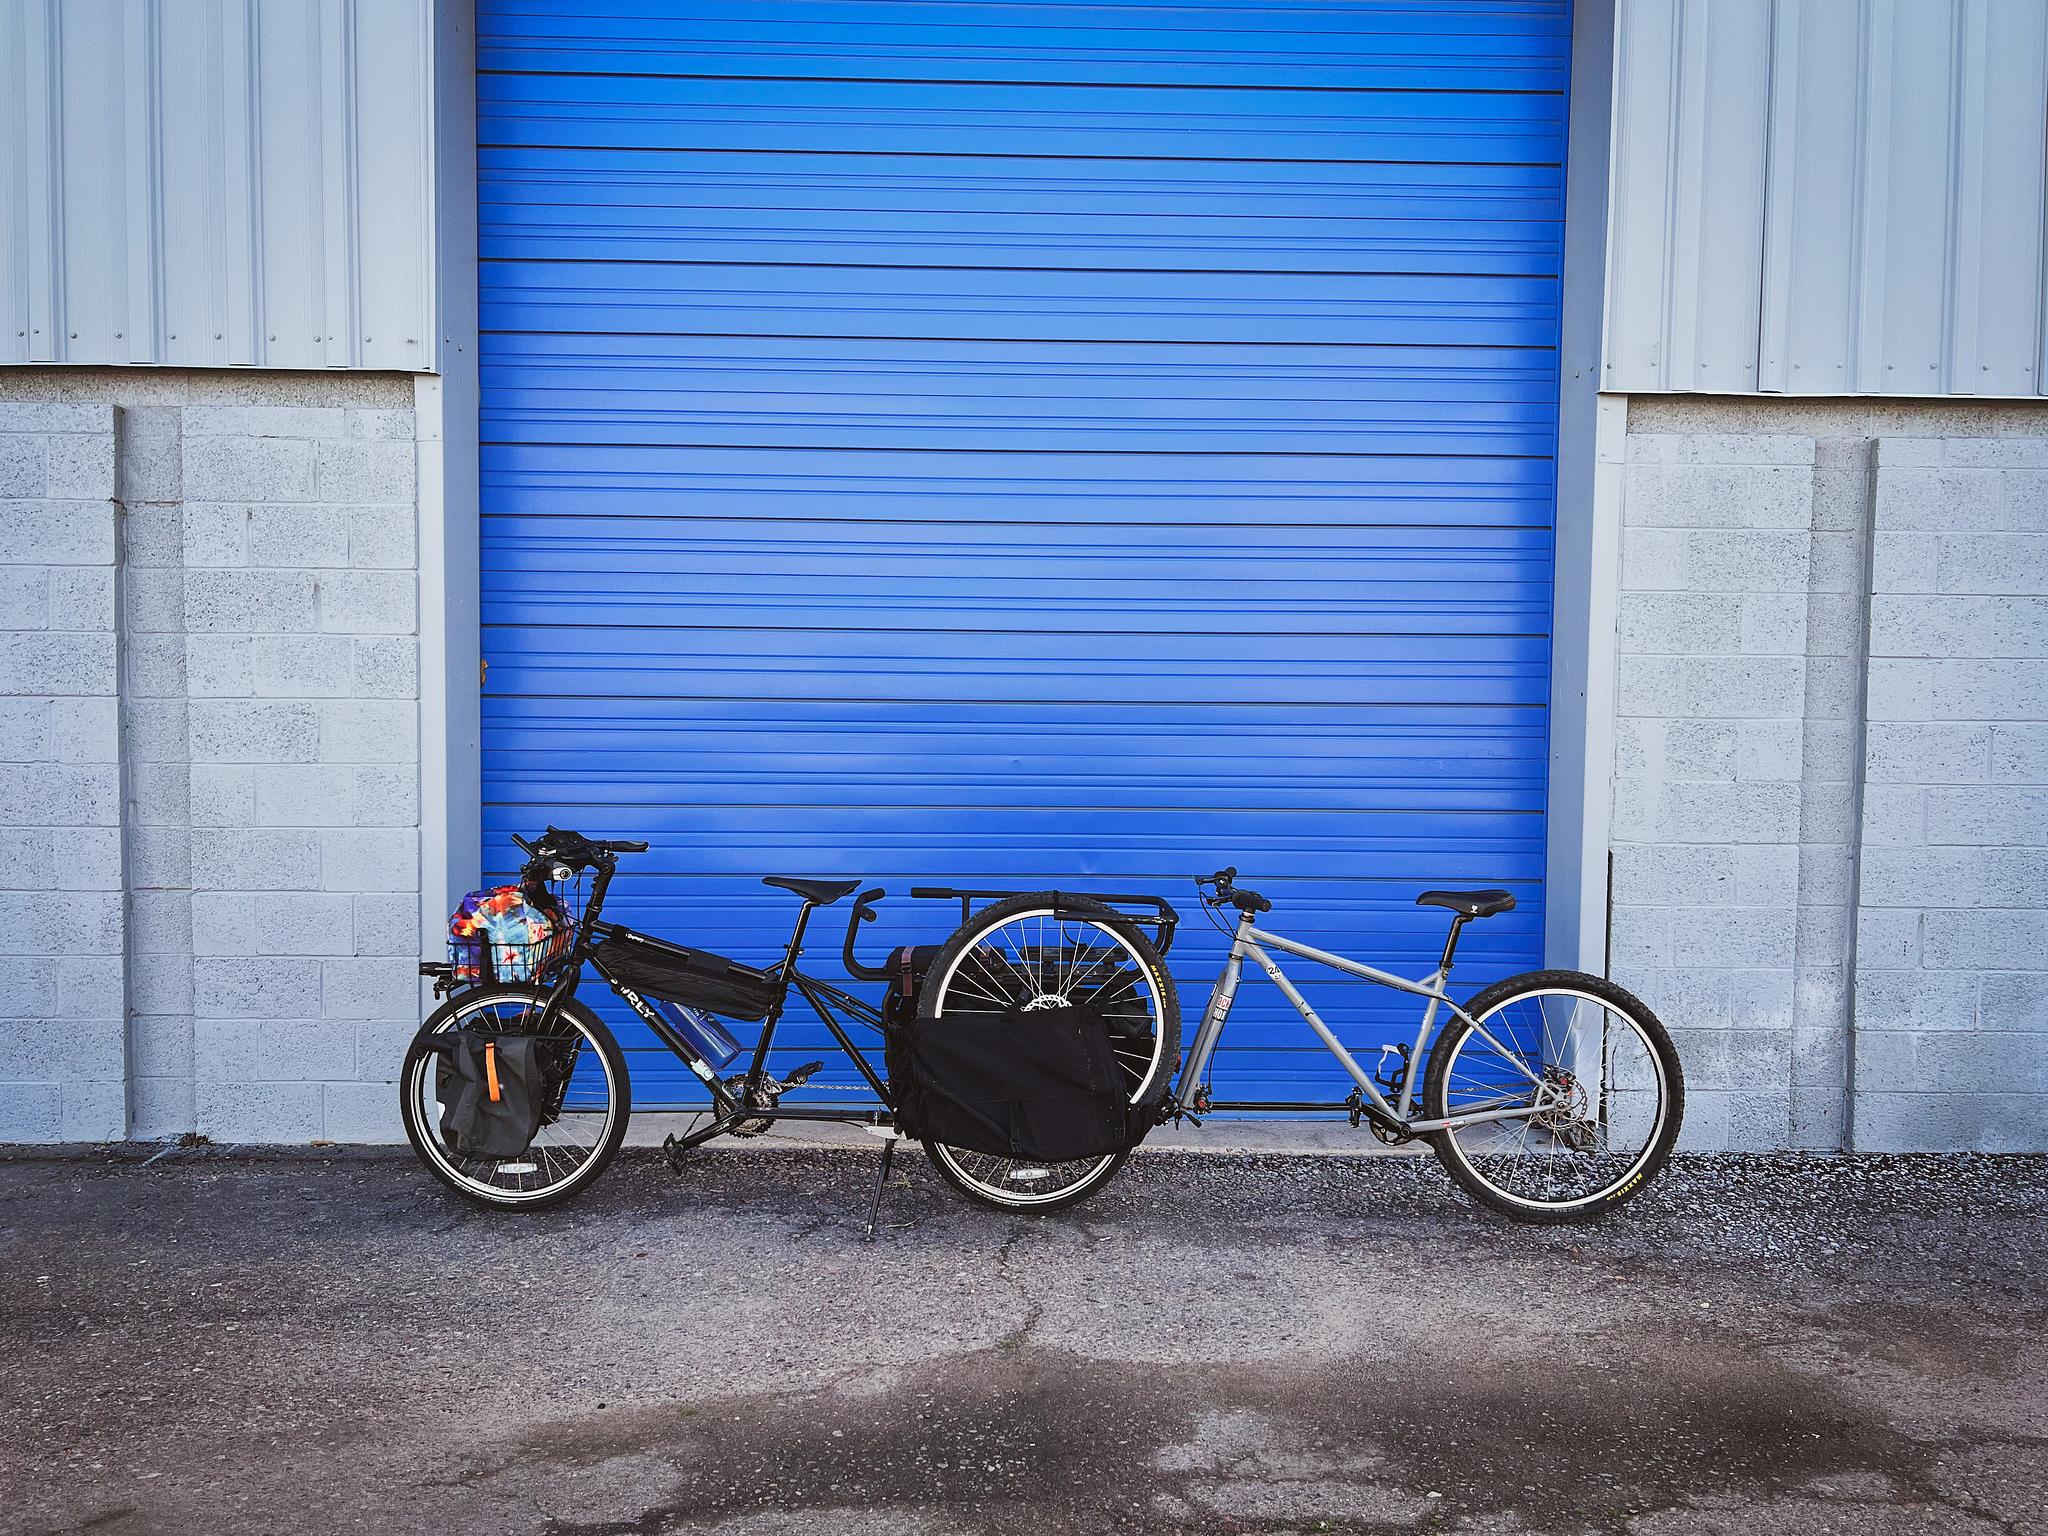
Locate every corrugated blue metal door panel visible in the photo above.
<box><xmin>477</xmin><ymin>0</ymin><xmax>1569</xmax><ymax>1107</ymax></box>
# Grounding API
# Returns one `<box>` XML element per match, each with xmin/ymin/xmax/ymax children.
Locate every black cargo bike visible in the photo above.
<box><xmin>401</xmin><ymin>828</ymin><xmax>1684</xmax><ymax>1228</ymax></box>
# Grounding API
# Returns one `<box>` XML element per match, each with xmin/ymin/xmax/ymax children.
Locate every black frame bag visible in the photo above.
<box><xmin>590</xmin><ymin>929</ymin><xmax>780</xmax><ymax>1022</ymax></box>
<box><xmin>897</xmin><ymin>999</ymin><xmax>1133</xmax><ymax>1163</ymax></box>
<box><xmin>436</xmin><ymin>1032</ymin><xmax>547</xmax><ymax>1159</ymax></box>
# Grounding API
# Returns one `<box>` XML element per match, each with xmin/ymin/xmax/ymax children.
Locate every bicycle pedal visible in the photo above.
<box><xmin>782</xmin><ymin>1060</ymin><xmax>825</xmax><ymax>1088</ymax></box>
<box><xmin>662</xmin><ymin>1132</ymin><xmax>690</xmax><ymax>1174</ymax></box>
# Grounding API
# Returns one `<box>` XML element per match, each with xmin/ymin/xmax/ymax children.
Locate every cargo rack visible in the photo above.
<box><xmin>907</xmin><ymin>886</ymin><xmax>1178</xmax><ymax>957</ymax></box>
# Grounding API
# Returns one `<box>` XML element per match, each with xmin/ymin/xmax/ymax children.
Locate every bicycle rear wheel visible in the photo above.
<box><xmin>1422</xmin><ymin>969</ymin><xmax>1682</xmax><ymax>1223</ymax></box>
<box><xmin>915</xmin><ymin>893</ymin><xmax>1180</xmax><ymax>1212</ymax></box>
<box><xmin>400</xmin><ymin>984</ymin><xmax>630</xmax><ymax>1210</ymax></box>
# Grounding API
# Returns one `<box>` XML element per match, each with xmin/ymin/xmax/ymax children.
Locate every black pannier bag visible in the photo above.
<box><xmin>591</xmin><ymin>929</ymin><xmax>780</xmax><ymax>1022</ymax></box>
<box><xmin>894</xmin><ymin>993</ymin><xmax>1134</xmax><ymax>1163</ymax></box>
<box><xmin>880</xmin><ymin>943</ymin><xmax>937</xmax><ymax>1126</ymax></box>
<box><xmin>436</xmin><ymin>1032</ymin><xmax>547</xmax><ymax>1159</ymax></box>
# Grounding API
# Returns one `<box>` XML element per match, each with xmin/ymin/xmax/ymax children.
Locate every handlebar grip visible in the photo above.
<box><xmin>604</xmin><ymin>839</ymin><xmax>649</xmax><ymax>854</ymax></box>
<box><xmin>512</xmin><ymin>833</ymin><xmax>537</xmax><ymax>855</ymax></box>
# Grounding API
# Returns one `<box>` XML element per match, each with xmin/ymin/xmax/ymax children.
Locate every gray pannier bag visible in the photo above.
<box><xmin>436</xmin><ymin>1032</ymin><xmax>547</xmax><ymax>1159</ymax></box>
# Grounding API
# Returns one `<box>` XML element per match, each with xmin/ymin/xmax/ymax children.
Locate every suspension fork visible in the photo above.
<box><xmin>1175</xmin><ymin>917</ymin><xmax>1252</xmax><ymax>1096</ymax></box>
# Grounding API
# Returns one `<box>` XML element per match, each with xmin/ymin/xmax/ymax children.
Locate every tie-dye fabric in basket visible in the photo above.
<box><xmin>449</xmin><ymin>885</ymin><xmax>569</xmax><ymax>983</ymax></box>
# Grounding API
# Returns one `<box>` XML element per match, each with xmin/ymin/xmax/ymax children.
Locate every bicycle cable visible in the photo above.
<box><xmin>1197</xmin><ymin>884</ymin><xmax>1235</xmax><ymax>941</ymax></box>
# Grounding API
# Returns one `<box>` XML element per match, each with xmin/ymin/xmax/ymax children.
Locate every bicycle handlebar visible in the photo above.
<box><xmin>513</xmin><ymin>827</ymin><xmax>650</xmax><ymax>874</ymax></box>
<box><xmin>841</xmin><ymin>888</ymin><xmax>893</xmax><ymax>981</ymax></box>
<box><xmin>1198</xmin><ymin>867</ymin><xmax>1271</xmax><ymax>914</ymax></box>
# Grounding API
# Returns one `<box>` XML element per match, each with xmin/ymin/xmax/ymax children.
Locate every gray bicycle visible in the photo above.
<box><xmin>916</xmin><ymin>868</ymin><xmax>1685</xmax><ymax>1223</ymax></box>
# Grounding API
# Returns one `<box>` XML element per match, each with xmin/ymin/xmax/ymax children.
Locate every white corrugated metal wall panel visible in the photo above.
<box><xmin>0</xmin><ymin>0</ymin><xmax>434</xmax><ymax>371</ymax></box>
<box><xmin>1606</xmin><ymin>0</ymin><xmax>2048</xmax><ymax>397</ymax></box>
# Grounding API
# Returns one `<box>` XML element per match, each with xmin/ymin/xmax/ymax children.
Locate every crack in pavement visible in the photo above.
<box><xmin>5</xmin><ymin>1150</ymin><xmax>2046</xmax><ymax>1536</ymax></box>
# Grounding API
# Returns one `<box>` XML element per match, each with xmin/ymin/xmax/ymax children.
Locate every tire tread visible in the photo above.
<box><xmin>1422</xmin><ymin>968</ymin><xmax>1684</xmax><ymax>1225</ymax></box>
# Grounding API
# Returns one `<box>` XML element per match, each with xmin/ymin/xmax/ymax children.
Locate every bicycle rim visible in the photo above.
<box><xmin>927</xmin><ymin>906</ymin><xmax>1167</xmax><ymax>1207</ymax></box>
<box><xmin>1435</xmin><ymin>986</ymin><xmax>1671</xmax><ymax>1213</ymax></box>
<box><xmin>407</xmin><ymin>993</ymin><xmax>620</xmax><ymax>1204</ymax></box>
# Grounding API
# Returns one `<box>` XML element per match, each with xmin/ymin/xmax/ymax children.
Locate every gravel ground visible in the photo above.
<box><xmin>2</xmin><ymin>1146</ymin><xmax>2044</xmax><ymax>1536</ymax></box>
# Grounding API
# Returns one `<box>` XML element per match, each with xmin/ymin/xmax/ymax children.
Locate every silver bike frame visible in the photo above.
<box><xmin>1177</xmin><ymin>911</ymin><xmax>1555</xmax><ymax>1134</ymax></box>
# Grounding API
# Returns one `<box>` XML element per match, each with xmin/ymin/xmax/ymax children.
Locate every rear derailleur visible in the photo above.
<box><xmin>1533</xmin><ymin>1065</ymin><xmax>1598</xmax><ymax>1152</ymax></box>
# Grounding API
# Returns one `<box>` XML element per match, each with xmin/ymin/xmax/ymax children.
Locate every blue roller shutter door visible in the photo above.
<box><xmin>477</xmin><ymin>0</ymin><xmax>1568</xmax><ymax>1106</ymax></box>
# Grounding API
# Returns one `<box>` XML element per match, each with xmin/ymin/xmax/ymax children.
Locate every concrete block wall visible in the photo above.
<box><xmin>0</xmin><ymin>404</ymin><xmax>128</xmax><ymax>1140</ymax></box>
<box><xmin>1609</xmin><ymin>431</ymin><xmax>1830</xmax><ymax>1149</ymax></box>
<box><xmin>0</xmin><ymin>371</ymin><xmax>422</xmax><ymax>1144</ymax></box>
<box><xmin>1854</xmin><ymin>437</ymin><xmax>2048</xmax><ymax>1149</ymax></box>
<box><xmin>1616</xmin><ymin>398</ymin><xmax>2048</xmax><ymax>1152</ymax></box>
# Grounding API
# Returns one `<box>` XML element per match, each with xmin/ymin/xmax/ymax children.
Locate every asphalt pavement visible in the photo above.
<box><xmin>3</xmin><ymin>1145</ymin><xmax>2043</xmax><ymax>1535</ymax></box>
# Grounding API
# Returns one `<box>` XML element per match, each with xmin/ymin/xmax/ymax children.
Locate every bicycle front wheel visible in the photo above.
<box><xmin>1422</xmin><ymin>970</ymin><xmax>1682</xmax><ymax>1224</ymax></box>
<box><xmin>916</xmin><ymin>893</ymin><xmax>1181</xmax><ymax>1213</ymax></box>
<box><xmin>400</xmin><ymin>984</ymin><xmax>631</xmax><ymax>1210</ymax></box>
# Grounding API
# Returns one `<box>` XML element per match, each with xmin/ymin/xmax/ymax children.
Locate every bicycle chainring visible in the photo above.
<box><xmin>723</xmin><ymin>1076</ymin><xmax>779</xmax><ymax>1137</ymax></box>
<box><xmin>722</xmin><ymin>1061</ymin><xmax>827</xmax><ymax>1137</ymax></box>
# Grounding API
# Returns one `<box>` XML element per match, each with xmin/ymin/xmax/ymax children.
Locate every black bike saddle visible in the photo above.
<box><xmin>762</xmin><ymin>876</ymin><xmax>862</xmax><ymax>907</ymax></box>
<box><xmin>1415</xmin><ymin>889</ymin><xmax>1516</xmax><ymax>918</ymax></box>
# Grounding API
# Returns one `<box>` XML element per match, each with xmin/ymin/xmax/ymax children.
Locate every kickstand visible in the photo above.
<box><xmin>863</xmin><ymin>1134</ymin><xmax>897</xmax><ymax>1242</ymax></box>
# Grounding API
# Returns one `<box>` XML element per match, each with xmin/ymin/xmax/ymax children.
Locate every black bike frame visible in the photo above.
<box><xmin>525</xmin><ymin>860</ymin><xmax>901</xmax><ymax>1147</ymax></box>
<box><xmin>435</xmin><ymin>857</ymin><xmax>1187</xmax><ymax>1150</ymax></box>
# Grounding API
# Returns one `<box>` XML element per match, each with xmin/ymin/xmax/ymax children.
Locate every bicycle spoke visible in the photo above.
<box><xmin>409</xmin><ymin>994</ymin><xmax>619</xmax><ymax>1205</ymax></box>
<box><xmin>1437</xmin><ymin>985</ymin><xmax>1669</xmax><ymax>1212</ymax></box>
<box><xmin>925</xmin><ymin>903</ymin><xmax>1170</xmax><ymax>1210</ymax></box>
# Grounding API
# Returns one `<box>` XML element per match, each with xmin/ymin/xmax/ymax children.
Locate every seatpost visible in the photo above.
<box><xmin>746</xmin><ymin>900</ymin><xmax>817</xmax><ymax>1081</ymax></box>
<box><xmin>783</xmin><ymin>901</ymin><xmax>815</xmax><ymax>969</ymax></box>
<box><xmin>1439</xmin><ymin>914</ymin><xmax>1469</xmax><ymax>974</ymax></box>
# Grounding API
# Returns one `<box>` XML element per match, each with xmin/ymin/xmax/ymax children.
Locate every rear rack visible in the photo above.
<box><xmin>908</xmin><ymin>886</ymin><xmax>1179</xmax><ymax>957</ymax></box>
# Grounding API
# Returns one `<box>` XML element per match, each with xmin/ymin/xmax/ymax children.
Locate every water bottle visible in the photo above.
<box><xmin>649</xmin><ymin>995</ymin><xmax>743</xmax><ymax>1070</ymax></box>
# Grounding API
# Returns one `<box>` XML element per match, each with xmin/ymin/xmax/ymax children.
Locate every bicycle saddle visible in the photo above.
<box><xmin>1415</xmin><ymin>889</ymin><xmax>1516</xmax><ymax>918</ymax></box>
<box><xmin>762</xmin><ymin>876</ymin><xmax>862</xmax><ymax>907</ymax></box>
